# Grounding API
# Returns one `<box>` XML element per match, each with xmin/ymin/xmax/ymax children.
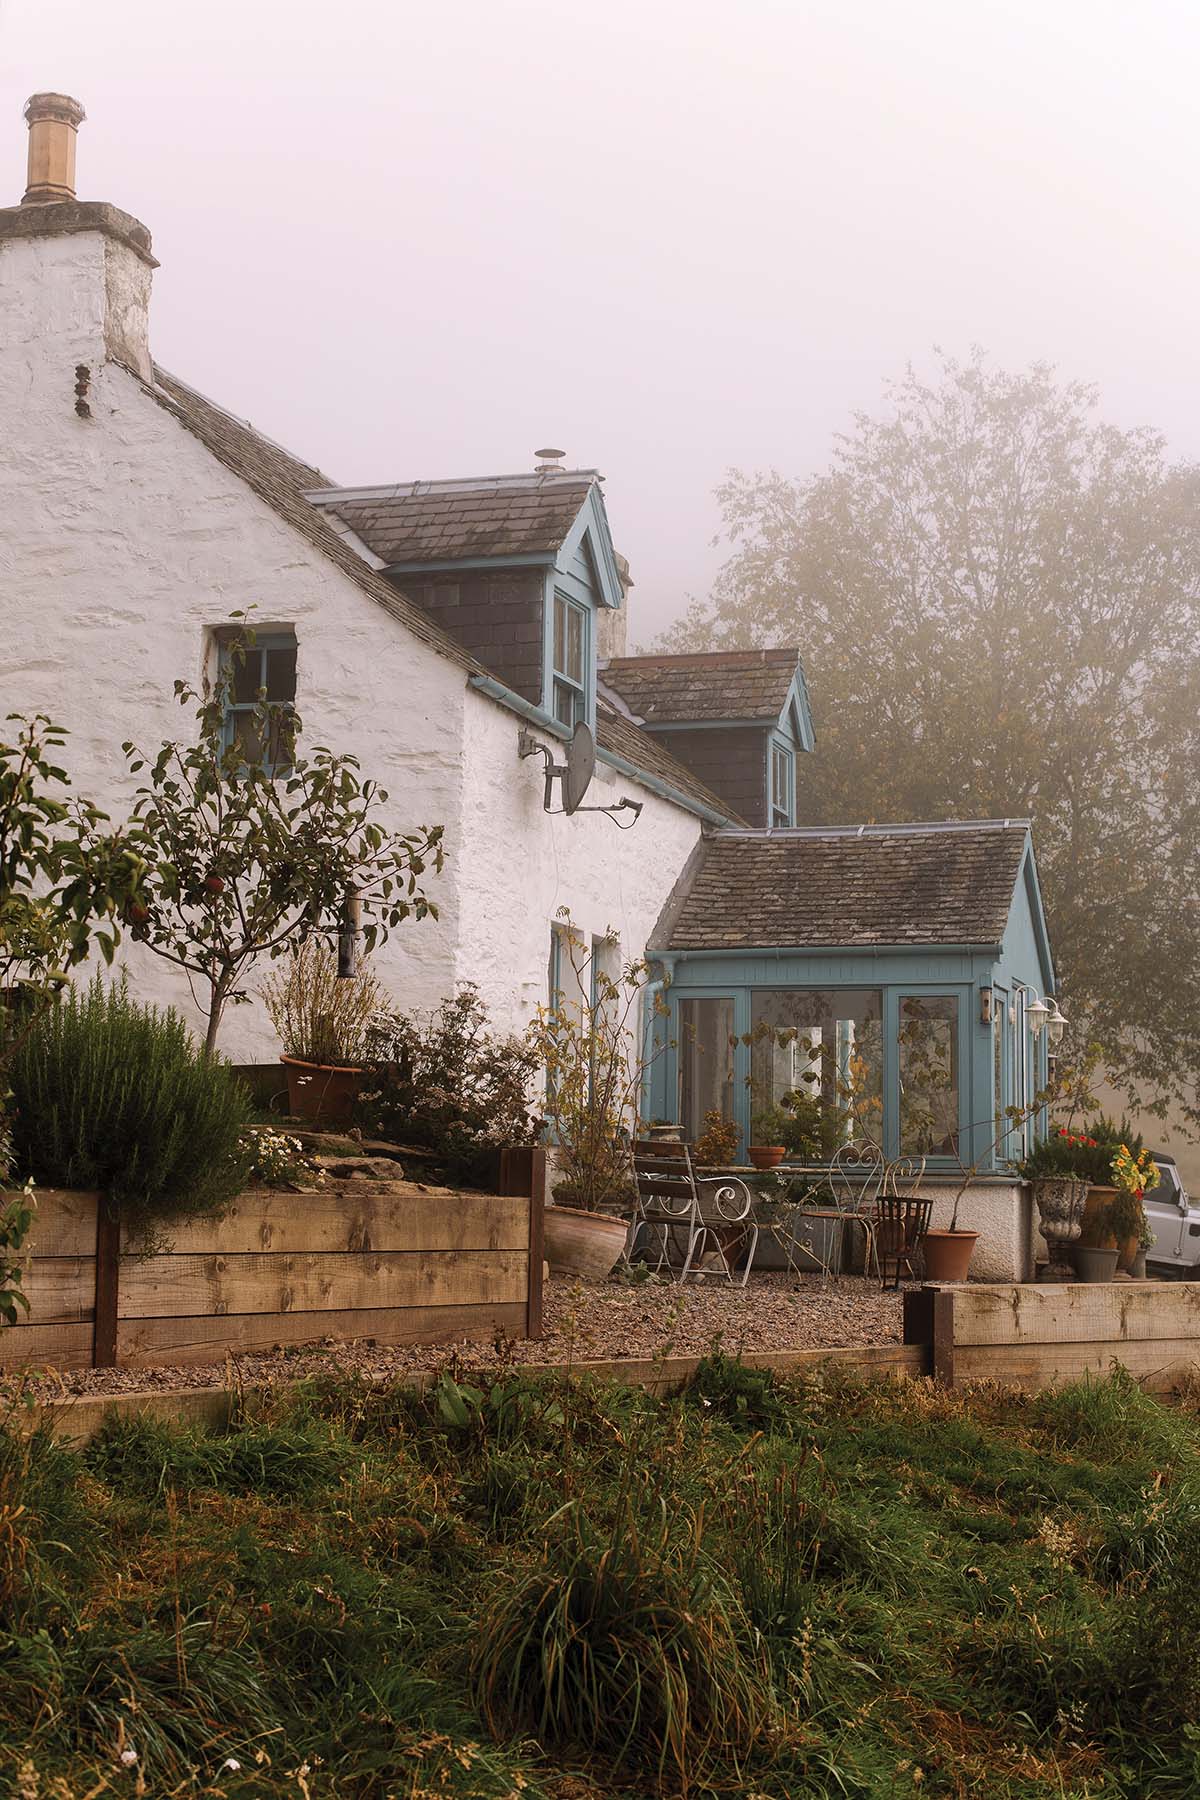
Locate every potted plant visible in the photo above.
<box><xmin>1017</xmin><ymin>1132</ymin><xmax>1090</xmax><ymax>1282</ymax></box>
<box><xmin>692</xmin><ymin>1110</ymin><xmax>739</xmax><ymax>1168</ymax></box>
<box><xmin>1070</xmin><ymin>1116</ymin><xmax>1140</xmax><ymax>1248</ymax></box>
<box><xmin>748</xmin><ymin>1106</ymin><xmax>790</xmax><ymax>1170</ymax></box>
<box><xmin>1109</xmin><ymin>1142</ymin><xmax>1160</xmax><ymax>1274</ymax></box>
<box><xmin>262</xmin><ymin>939</ymin><xmax>383</xmax><ymax>1125</ymax></box>
<box><xmin>528</xmin><ymin>920</ymin><xmax>667</xmax><ymax>1280</ymax></box>
<box><xmin>1133</xmin><ymin>1209</ymin><xmax>1155</xmax><ymax>1280</ymax></box>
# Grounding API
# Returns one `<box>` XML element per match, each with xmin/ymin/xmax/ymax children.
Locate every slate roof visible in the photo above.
<box><xmin>602</xmin><ymin>647</ymin><xmax>802</xmax><ymax>724</ymax></box>
<box><xmin>658</xmin><ymin>823</ymin><xmax>1030</xmax><ymax>951</ymax></box>
<box><xmin>147</xmin><ymin>370</ymin><xmax>736</xmax><ymax>822</ymax></box>
<box><xmin>312</xmin><ymin>476</ymin><xmax>597</xmax><ymax>564</ymax></box>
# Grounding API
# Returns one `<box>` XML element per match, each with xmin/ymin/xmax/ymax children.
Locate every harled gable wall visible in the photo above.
<box><xmin>0</xmin><ymin>224</ymin><xmax>704</xmax><ymax>1063</ymax></box>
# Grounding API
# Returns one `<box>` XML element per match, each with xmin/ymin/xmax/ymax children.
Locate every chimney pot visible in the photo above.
<box><xmin>22</xmin><ymin>92</ymin><xmax>86</xmax><ymax>206</ymax></box>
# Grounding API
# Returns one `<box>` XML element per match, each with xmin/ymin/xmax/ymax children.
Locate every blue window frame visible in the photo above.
<box><xmin>770</xmin><ymin>739</ymin><xmax>795</xmax><ymax>827</ymax></box>
<box><xmin>220</xmin><ymin>631</ymin><xmax>297</xmax><ymax>770</ymax></box>
<box><xmin>551</xmin><ymin>592</ymin><xmax>590</xmax><ymax>730</ymax></box>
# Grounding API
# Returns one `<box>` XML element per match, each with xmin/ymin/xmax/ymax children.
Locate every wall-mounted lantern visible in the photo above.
<box><xmin>1026</xmin><ymin>997</ymin><xmax>1051</xmax><ymax>1039</ymax></box>
<box><xmin>1046</xmin><ymin>999</ymin><xmax>1067</xmax><ymax>1048</ymax></box>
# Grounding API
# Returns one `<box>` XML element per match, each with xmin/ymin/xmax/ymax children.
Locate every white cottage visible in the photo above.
<box><xmin>0</xmin><ymin>93</ymin><xmax>751</xmax><ymax>1059</ymax></box>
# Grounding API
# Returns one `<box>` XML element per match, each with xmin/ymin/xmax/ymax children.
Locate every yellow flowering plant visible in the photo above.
<box><xmin>1111</xmin><ymin>1143</ymin><xmax>1160</xmax><ymax>1197</ymax></box>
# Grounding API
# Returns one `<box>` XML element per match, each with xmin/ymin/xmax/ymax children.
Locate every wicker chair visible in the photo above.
<box><xmin>875</xmin><ymin>1155</ymin><xmax>931</xmax><ymax>1288</ymax></box>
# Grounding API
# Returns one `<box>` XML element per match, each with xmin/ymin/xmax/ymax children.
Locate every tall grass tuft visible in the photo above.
<box><xmin>8</xmin><ymin>975</ymin><xmax>253</xmax><ymax>1227</ymax></box>
<box><xmin>471</xmin><ymin>1498</ymin><xmax>777</xmax><ymax>1793</ymax></box>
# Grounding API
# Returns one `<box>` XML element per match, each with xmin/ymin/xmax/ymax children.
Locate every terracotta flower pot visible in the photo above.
<box><xmin>280</xmin><ymin>1054</ymin><xmax>364</xmax><ymax>1127</ymax></box>
<box><xmin>922</xmin><ymin>1228</ymin><xmax>978</xmax><ymax>1282</ymax></box>
<box><xmin>748</xmin><ymin>1145</ymin><xmax>785</xmax><ymax>1170</ymax></box>
<box><xmin>1078</xmin><ymin>1186</ymin><xmax>1118</xmax><ymax>1249</ymax></box>
<box><xmin>543</xmin><ymin>1205</ymin><xmax>629</xmax><ymax>1279</ymax></box>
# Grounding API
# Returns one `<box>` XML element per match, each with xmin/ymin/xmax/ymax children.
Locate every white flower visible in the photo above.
<box><xmin>119</xmin><ymin>1749</ymin><xmax>138</xmax><ymax>1767</ymax></box>
<box><xmin>220</xmin><ymin>1759</ymin><xmax>242</xmax><ymax>1773</ymax></box>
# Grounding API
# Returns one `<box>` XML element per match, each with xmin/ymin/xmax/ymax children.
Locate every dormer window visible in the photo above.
<box><xmin>770</xmin><ymin>740</ymin><xmax>795</xmax><ymax>828</ymax></box>
<box><xmin>552</xmin><ymin>592</ymin><xmax>590</xmax><ymax>730</ymax></box>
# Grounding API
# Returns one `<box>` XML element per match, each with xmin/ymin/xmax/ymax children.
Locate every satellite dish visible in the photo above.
<box><xmin>562</xmin><ymin>723</ymin><xmax>595</xmax><ymax>815</ymax></box>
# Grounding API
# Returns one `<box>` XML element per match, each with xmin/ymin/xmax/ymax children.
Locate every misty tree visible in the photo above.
<box><xmin>663</xmin><ymin>351</ymin><xmax>1200</xmax><ymax>1128</ymax></box>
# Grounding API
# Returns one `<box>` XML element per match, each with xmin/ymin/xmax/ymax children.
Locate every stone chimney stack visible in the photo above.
<box><xmin>22</xmin><ymin>93</ymin><xmax>86</xmax><ymax>205</ymax></box>
<box><xmin>0</xmin><ymin>93</ymin><xmax>157</xmax><ymax>385</ymax></box>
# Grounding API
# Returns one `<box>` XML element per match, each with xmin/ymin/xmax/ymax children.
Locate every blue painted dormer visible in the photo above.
<box><xmin>601</xmin><ymin>648</ymin><xmax>815</xmax><ymax>827</ymax></box>
<box><xmin>309</xmin><ymin>461</ymin><xmax>620</xmax><ymax>737</ymax></box>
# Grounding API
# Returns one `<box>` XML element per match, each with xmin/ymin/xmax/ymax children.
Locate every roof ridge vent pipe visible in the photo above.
<box><xmin>22</xmin><ymin>92</ymin><xmax>85</xmax><ymax>205</ymax></box>
<box><xmin>535</xmin><ymin>446</ymin><xmax>565</xmax><ymax>474</ymax></box>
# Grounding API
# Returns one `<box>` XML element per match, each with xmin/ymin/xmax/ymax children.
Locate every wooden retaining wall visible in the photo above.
<box><xmin>3</xmin><ymin>1150</ymin><xmax>545</xmax><ymax>1372</ymax></box>
<box><xmin>904</xmin><ymin>1281</ymin><xmax>1200</xmax><ymax>1390</ymax></box>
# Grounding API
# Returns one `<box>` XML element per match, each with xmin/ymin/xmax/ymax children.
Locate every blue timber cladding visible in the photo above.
<box><xmin>645</xmin><ymin>823</ymin><xmax>1055</xmax><ymax>1172</ymax></box>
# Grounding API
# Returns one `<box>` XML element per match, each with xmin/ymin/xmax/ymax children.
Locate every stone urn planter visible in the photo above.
<box><xmin>921</xmin><ymin>1228</ymin><xmax>978</xmax><ymax>1283</ymax></box>
<box><xmin>1032</xmin><ymin>1176</ymin><xmax>1088</xmax><ymax>1282</ymax></box>
<box><xmin>543</xmin><ymin>1204</ymin><xmax>629</xmax><ymax>1279</ymax></box>
<box><xmin>280</xmin><ymin>1055</ymin><xmax>365</xmax><ymax>1127</ymax></box>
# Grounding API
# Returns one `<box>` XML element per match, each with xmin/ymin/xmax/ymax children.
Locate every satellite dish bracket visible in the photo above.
<box><xmin>517</xmin><ymin>724</ymin><xmax>643</xmax><ymax>827</ymax></box>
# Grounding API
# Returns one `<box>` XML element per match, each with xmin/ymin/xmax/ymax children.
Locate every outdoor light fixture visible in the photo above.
<box><xmin>1046</xmin><ymin>1000</ymin><xmax>1068</xmax><ymax>1047</ymax></box>
<box><xmin>979</xmin><ymin>985</ymin><xmax>993</xmax><ymax>1025</ymax></box>
<box><xmin>1026</xmin><ymin>997</ymin><xmax>1051</xmax><ymax>1039</ymax></box>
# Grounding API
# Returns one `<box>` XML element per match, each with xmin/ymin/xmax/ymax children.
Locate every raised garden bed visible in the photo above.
<box><xmin>3</xmin><ymin>1152</ymin><xmax>544</xmax><ymax>1372</ymax></box>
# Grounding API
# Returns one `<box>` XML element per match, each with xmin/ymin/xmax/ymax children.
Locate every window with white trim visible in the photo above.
<box><xmin>770</xmin><ymin>741</ymin><xmax>795</xmax><ymax>827</ymax></box>
<box><xmin>552</xmin><ymin>593</ymin><xmax>589</xmax><ymax>729</ymax></box>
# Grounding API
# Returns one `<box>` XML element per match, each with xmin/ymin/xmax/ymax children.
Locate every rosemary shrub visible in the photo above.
<box><xmin>8</xmin><ymin>977</ymin><xmax>253</xmax><ymax>1226</ymax></box>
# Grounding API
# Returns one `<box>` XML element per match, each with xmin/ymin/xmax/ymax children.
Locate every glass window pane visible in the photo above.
<box><xmin>230</xmin><ymin>647</ymin><xmax>263</xmax><ymax>705</ymax></box>
<box><xmin>678</xmin><ymin>998</ymin><xmax>736</xmax><ymax>1143</ymax></box>
<box><xmin>898</xmin><ymin>994</ymin><xmax>960</xmax><ymax>1155</ymax></box>
<box><xmin>553</xmin><ymin>596</ymin><xmax>566</xmax><ymax>673</ymax></box>
<box><xmin>553</xmin><ymin>679</ymin><xmax>578</xmax><ymax>728</ymax></box>
<box><xmin>231</xmin><ymin>709</ymin><xmax>264</xmax><ymax>765</ymax></box>
<box><xmin>750</xmin><ymin>989</ymin><xmax>883</xmax><ymax>1153</ymax></box>
<box><xmin>566</xmin><ymin>604</ymin><xmax>585</xmax><ymax>681</ymax></box>
<box><xmin>265</xmin><ymin>644</ymin><xmax>297</xmax><ymax>701</ymax></box>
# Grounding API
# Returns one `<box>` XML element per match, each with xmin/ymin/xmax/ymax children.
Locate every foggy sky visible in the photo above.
<box><xmin>3</xmin><ymin>0</ymin><xmax>1199</xmax><ymax>644</ymax></box>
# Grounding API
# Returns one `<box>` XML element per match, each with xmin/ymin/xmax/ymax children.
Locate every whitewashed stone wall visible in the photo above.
<box><xmin>0</xmin><ymin>225</ymin><xmax>705</xmax><ymax>1065</ymax></box>
<box><xmin>455</xmin><ymin>695</ymin><xmax>703</xmax><ymax>1039</ymax></box>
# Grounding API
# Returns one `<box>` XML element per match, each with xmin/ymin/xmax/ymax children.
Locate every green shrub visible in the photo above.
<box><xmin>8</xmin><ymin>976</ymin><xmax>253</xmax><ymax>1226</ymax></box>
<box><xmin>358</xmin><ymin>985</ymin><xmax>540</xmax><ymax>1185</ymax></box>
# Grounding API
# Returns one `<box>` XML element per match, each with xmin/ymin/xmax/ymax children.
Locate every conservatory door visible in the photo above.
<box><xmin>676</xmin><ymin>997</ymin><xmax>736</xmax><ymax>1144</ymax></box>
<box><xmin>896</xmin><ymin>993</ymin><xmax>963</xmax><ymax>1158</ymax></box>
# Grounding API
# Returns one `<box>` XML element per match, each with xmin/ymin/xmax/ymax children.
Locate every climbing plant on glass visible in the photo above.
<box><xmin>116</xmin><ymin>631</ymin><xmax>445</xmax><ymax>1053</ymax></box>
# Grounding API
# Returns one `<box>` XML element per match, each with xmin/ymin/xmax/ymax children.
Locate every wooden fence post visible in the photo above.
<box><xmin>902</xmin><ymin>1285</ymin><xmax>954</xmax><ymax>1383</ymax></box>
<box><xmin>499</xmin><ymin>1146</ymin><xmax>547</xmax><ymax>1342</ymax></box>
<box><xmin>92</xmin><ymin>1199</ymin><xmax>120</xmax><ymax>1368</ymax></box>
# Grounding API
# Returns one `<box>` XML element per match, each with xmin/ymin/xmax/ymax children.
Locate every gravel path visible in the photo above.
<box><xmin>2</xmin><ymin>1274</ymin><xmax>906</xmax><ymax>1401</ymax></box>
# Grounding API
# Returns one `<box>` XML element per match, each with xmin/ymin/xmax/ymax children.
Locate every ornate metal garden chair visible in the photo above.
<box><xmin>627</xmin><ymin>1141</ymin><xmax>758</xmax><ymax>1285</ymax></box>
<box><xmin>875</xmin><ymin>1155</ymin><xmax>931</xmax><ymax>1289</ymax></box>
<box><xmin>824</xmin><ymin>1141</ymin><xmax>887</xmax><ymax>1279</ymax></box>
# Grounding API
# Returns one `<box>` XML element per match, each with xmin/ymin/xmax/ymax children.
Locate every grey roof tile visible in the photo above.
<box><xmin>316</xmin><ymin>479</ymin><xmax>595</xmax><ymax>562</ymax></box>
<box><xmin>661</xmin><ymin>823</ymin><xmax>1029</xmax><ymax>951</ymax></box>
<box><xmin>603</xmin><ymin>647</ymin><xmax>803</xmax><ymax>723</ymax></box>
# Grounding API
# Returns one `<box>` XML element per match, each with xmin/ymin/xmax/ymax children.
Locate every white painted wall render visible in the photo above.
<box><xmin>0</xmin><ymin>224</ymin><xmax>706</xmax><ymax>1066</ymax></box>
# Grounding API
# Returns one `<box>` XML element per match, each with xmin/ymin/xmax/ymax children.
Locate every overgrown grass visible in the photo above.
<box><xmin>3</xmin><ymin>1360</ymin><xmax>1200</xmax><ymax>1796</ymax></box>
